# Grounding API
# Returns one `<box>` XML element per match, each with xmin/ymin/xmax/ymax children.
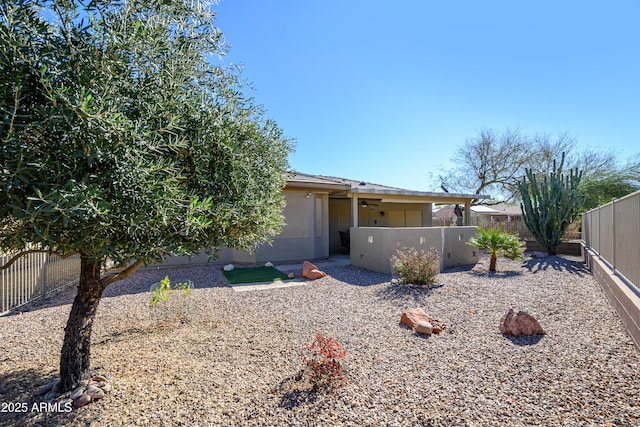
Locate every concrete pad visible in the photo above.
<box><xmin>230</xmin><ymin>279</ymin><xmax>306</xmax><ymax>292</ymax></box>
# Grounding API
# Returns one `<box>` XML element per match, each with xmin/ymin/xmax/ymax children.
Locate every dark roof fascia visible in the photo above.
<box><xmin>349</xmin><ymin>186</ymin><xmax>489</xmax><ymax>202</ymax></box>
<box><xmin>287</xmin><ymin>172</ymin><xmax>489</xmax><ymax>201</ymax></box>
<box><xmin>285</xmin><ymin>174</ymin><xmax>351</xmax><ymax>192</ymax></box>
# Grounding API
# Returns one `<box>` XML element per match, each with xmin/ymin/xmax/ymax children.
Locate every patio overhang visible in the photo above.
<box><xmin>347</xmin><ymin>187</ymin><xmax>489</xmax><ymax>227</ymax></box>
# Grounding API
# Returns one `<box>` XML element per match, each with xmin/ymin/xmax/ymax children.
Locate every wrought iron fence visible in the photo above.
<box><xmin>0</xmin><ymin>252</ymin><xmax>81</xmax><ymax>315</ymax></box>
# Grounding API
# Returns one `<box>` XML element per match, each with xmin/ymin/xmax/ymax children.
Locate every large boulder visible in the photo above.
<box><xmin>500</xmin><ymin>308</ymin><xmax>545</xmax><ymax>337</ymax></box>
<box><xmin>302</xmin><ymin>261</ymin><xmax>327</xmax><ymax>280</ymax></box>
<box><xmin>400</xmin><ymin>308</ymin><xmax>446</xmax><ymax>334</ymax></box>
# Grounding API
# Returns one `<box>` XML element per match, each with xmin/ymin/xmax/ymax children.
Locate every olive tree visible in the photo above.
<box><xmin>1</xmin><ymin>0</ymin><xmax>292</xmax><ymax>392</ymax></box>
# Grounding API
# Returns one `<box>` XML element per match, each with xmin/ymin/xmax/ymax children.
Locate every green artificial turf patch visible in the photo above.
<box><xmin>222</xmin><ymin>266</ymin><xmax>291</xmax><ymax>285</ymax></box>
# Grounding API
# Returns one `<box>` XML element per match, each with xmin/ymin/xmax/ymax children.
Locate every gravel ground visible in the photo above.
<box><xmin>1</xmin><ymin>254</ymin><xmax>639</xmax><ymax>427</ymax></box>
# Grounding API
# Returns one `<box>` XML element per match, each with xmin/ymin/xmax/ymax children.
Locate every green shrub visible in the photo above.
<box><xmin>390</xmin><ymin>247</ymin><xmax>440</xmax><ymax>286</ymax></box>
<box><xmin>149</xmin><ymin>276</ymin><xmax>195</xmax><ymax>323</ymax></box>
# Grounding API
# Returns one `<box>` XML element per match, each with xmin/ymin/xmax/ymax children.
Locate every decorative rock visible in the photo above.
<box><xmin>287</xmin><ymin>273</ymin><xmax>295</xmax><ymax>279</ymax></box>
<box><xmin>59</xmin><ymin>398</ymin><xmax>73</xmax><ymax>409</ymax></box>
<box><xmin>44</xmin><ymin>390</ymin><xmax>59</xmax><ymax>401</ymax></box>
<box><xmin>302</xmin><ymin>261</ymin><xmax>327</xmax><ymax>280</ymax></box>
<box><xmin>85</xmin><ymin>384</ymin><xmax>105</xmax><ymax>399</ymax></box>
<box><xmin>99</xmin><ymin>382</ymin><xmax>112</xmax><ymax>393</ymax></box>
<box><xmin>70</xmin><ymin>386</ymin><xmax>86</xmax><ymax>400</ymax></box>
<box><xmin>265</xmin><ymin>262</ymin><xmax>274</xmax><ymax>267</ymax></box>
<box><xmin>529</xmin><ymin>251</ymin><xmax>547</xmax><ymax>258</ymax></box>
<box><xmin>35</xmin><ymin>380</ymin><xmax>60</xmax><ymax>396</ymax></box>
<box><xmin>415</xmin><ymin>320</ymin><xmax>434</xmax><ymax>335</ymax></box>
<box><xmin>400</xmin><ymin>308</ymin><xmax>446</xmax><ymax>333</ymax></box>
<box><xmin>500</xmin><ymin>308</ymin><xmax>546</xmax><ymax>337</ymax></box>
<box><xmin>73</xmin><ymin>393</ymin><xmax>92</xmax><ymax>408</ymax></box>
<box><xmin>223</xmin><ymin>264</ymin><xmax>234</xmax><ymax>271</ymax></box>
<box><xmin>91</xmin><ymin>375</ymin><xmax>108</xmax><ymax>383</ymax></box>
<box><xmin>391</xmin><ymin>278</ymin><xmax>400</xmax><ymax>284</ymax></box>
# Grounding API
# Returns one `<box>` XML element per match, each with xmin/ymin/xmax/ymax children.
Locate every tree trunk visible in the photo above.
<box><xmin>59</xmin><ymin>255</ymin><xmax>105</xmax><ymax>392</ymax></box>
<box><xmin>489</xmin><ymin>252</ymin><xmax>497</xmax><ymax>272</ymax></box>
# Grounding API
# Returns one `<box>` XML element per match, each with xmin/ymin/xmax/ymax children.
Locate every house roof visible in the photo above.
<box><xmin>287</xmin><ymin>172</ymin><xmax>489</xmax><ymax>203</ymax></box>
<box><xmin>471</xmin><ymin>203</ymin><xmax>522</xmax><ymax>216</ymax></box>
<box><xmin>432</xmin><ymin>205</ymin><xmax>455</xmax><ymax>218</ymax></box>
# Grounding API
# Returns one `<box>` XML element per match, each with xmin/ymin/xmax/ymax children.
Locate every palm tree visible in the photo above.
<box><xmin>467</xmin><ymin>227</ymin><xmax>525</xmax><ymax>272</ymax></box>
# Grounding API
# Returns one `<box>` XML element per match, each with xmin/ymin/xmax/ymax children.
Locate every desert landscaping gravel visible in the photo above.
<box><xmin>1</xmin><ymin>254</ymin><xmax>639</xmax><ymax>426</ymax></box>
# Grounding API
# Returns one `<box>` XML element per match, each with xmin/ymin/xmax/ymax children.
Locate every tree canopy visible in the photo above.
<box><xmin>433</xmin><ymin>127</ymin><xmax>640</xmax><ymax>207</ymax></box>
<box><xmin>1</xmin><ymin>0</ymin><xmax>293</xmax><ymax>391</ymax></box>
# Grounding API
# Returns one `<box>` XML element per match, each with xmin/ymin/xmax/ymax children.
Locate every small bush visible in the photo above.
<box><xmin>299</xmin><ymin>334</ymin><xmax>346</xmax><ymax>392</ymax></box>
<box><xmin>467</xmin><ymin>227</ymin><xmax>524</xmax><ymax>272</ymax></box>
<box><xmin>149</xmin><ymin>276</ymin><xmax>195</xmax><ymax>323</ymax></box>
<box><xmin>390</xmin><ymin>247</ymin><xmax>440</xmax><ymax>285</ymax></box>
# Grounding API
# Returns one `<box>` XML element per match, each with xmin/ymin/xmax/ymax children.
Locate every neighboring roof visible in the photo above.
<box><xmin>433</xmin><ymin>205</ymin><xmax>456</xmax><ymax>218</ymax></box>
<box><xmin>470</xmin><ymin>205</ymin><xmax>500</xmax><ymax>214</ymax></box>
<box><xmin>471</xmin><ymin>203</ymin><xmax>522</xmax><ymax>216</ymax></box>
<box><xmin>287</xmin><ymin>172</ymin><xmax>488</xmax><ymax>203</ymax></box>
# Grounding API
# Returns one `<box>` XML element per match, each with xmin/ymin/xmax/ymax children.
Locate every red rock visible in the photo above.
<box><xmin>302</xmin><ymin>261</ymin><xmax>327</xmax><ymax>280</ymax></box>
<box><xmin>500</xmin><ymin>308</ymin><xmax>545</xmax><ymax>337</ymax></box>
<box><xmin>400</xmin><ymin>308</ymin><xmax>446</xmax><ymax>333</ymax></box>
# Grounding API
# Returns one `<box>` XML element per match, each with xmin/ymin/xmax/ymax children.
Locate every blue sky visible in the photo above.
<box><xmin>214</xmin><ymin>1</ymin><xmax>640</xmax><ymax>191</ymax></box>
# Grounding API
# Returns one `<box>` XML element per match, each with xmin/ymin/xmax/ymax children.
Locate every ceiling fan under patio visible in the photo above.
<box><xmin>360</xmin><ymin>199</ymin><xmax>379</xmax><ymax>208</ymax></box>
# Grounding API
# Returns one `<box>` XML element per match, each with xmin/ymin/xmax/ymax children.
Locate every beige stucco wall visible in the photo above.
<box><xmin>149</xmin><ymin>190</ymin><xmax>330</xmax><ymax>268</ymax></box>
<box><xmin>349</xmin><ymin>226</ymin><xmax>479</xmax><ymax>274</ymax></box>
<box><xmin>328</xmin><ymin>199</ymin><xmax>434</xmax><ymax>253</ymax></box>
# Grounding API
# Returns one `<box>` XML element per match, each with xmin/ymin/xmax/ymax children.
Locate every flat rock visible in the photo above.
<box><xmin>44</xmin><ymin>390</ymin><xmax>59</xmax><ymax>401</ymax></box>
<box><xmin>35</xmin><ymin>380</ymin><xmax>59</xmax><ymax>396</ymax></box>
<box><xmin>400</xmin><ymin>308</ymin><xmax>446</xmax><ymax>333</ymax></box>
<box><xmin>73</xmin><ymin>393</ymin><xmax>92</xmax><ymax>408</ymax></box>
<box><xmin>85</xmin><ymin>384</ymin><xmax>105</xmax><ymax>399</ymax></box>
<box><xmin>70</xmin><ymin>386</ymin><xmax>86</xmax><ymax>400</ymax></box>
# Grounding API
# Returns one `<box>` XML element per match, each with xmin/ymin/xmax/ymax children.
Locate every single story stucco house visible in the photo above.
<box><xmin>159</xmin><ymin>173</ymin><xmax>487</xmax><ymax>273</ymax></box>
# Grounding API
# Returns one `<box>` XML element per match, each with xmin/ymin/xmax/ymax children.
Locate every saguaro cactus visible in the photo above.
<box><xmin>518</xmin><ymin>153</ymin><xmax>583</xmax><ymax>255</ymax></box>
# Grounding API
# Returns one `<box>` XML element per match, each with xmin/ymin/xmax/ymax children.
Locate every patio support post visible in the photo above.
<box><xmin>352</xmin><ymin>196</ymin><xmax>359</xmax><ymax>228</ymax></box>
<box><xmin>464</xmin><ymin>200</ymin><xmax>471</xmax><ymax>226</ymax></box>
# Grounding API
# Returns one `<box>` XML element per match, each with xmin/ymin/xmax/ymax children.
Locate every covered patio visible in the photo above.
<box><xmin>288</xmin><ymin>173</ymin><xmax>488</xmax><ymax>273</ymax></box>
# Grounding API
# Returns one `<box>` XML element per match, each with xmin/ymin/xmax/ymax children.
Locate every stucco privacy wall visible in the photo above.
<box><xmin>329</xmin><ymin>199</ymin><xmax>433</xmax><ymax>253</ymax></box>
<box><xmin>349</xmin><ymin>226</ymin><xmax>479</xmax><ymax>274</ymax></box>
<box><xmin>148</xmin><ymin>190</ymin><xmax>329</xmax><ymax>268</ymax></box>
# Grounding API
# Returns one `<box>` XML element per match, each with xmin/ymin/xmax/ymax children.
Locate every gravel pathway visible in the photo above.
<box><xmin>1</xmin><ymin>254</ymin><xmax>639</xmax><ymax>426</ymax></box>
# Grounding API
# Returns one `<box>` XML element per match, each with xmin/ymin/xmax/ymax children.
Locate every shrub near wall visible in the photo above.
<box><xmin>390</xmin><ymin>247</ymin><xmax>440</xmax><ymax>286</ymax></box>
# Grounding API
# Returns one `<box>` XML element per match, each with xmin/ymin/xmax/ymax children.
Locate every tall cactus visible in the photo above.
<box><xmin>518</xmin><ymin>153</ymin><xmax>583</xmax><ymax>255</ymax></box>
